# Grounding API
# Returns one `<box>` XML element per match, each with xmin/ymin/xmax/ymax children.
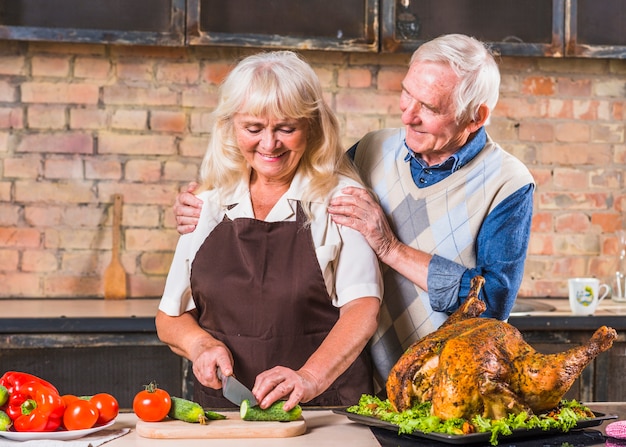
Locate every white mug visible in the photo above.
<box><xmin>568</xmin><ymin>278</ymin><xmax>610</xmax><ymax>315</ymax></box>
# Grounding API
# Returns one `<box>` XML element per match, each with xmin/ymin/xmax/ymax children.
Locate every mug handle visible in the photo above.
<box><xmin>598</xmin><ymin>284</ymin><xmax>611</xmax><ymax>303</ymax></box>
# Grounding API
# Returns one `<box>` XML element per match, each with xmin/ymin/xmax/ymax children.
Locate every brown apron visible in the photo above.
<box><xmin>189</xmin><ymin>202</ymin><xmax>373</xmax><ymax>408</ymax></box>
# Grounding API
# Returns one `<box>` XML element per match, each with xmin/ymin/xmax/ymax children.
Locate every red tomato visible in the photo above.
<box><xmin>133</xmin><ymin>383</ymin><xmax>171</xmax><ymax>422</ymax></box>
<box><xmin>90</xmin><ymin>393</ymin><xmax>119</xmax><ymax>425</ymax></box>
<box><xmin>63</xmin><ymin>399</ymin><xmax>99</xmax><ymax>430</ymax></box>
<box><xmin>61</xmin><ymin>394</ymin><xmax>80</xmax><ymax>408</ymax></box>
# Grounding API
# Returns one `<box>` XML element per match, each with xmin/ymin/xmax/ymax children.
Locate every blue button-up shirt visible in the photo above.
<box><xmin>349</xmin><ymin>127</ymin><xmax>534</xmax><ymax>319</ymax></box>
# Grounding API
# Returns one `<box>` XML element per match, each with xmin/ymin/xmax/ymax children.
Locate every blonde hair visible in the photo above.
<box><xmin>410</xmin><ymin>34</ymin><xmax>500</xmax><ymax>124</ymax></box>
<box><xmin>199</xmin><ymin>51</ymin><xmax>362</xmax><ymax>222</ymax></box>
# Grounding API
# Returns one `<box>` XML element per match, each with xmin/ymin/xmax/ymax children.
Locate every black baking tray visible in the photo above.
<box><xmin>333</xmin><ymin>408</ymin><xmax>617</xmax><ymax>445</ymax></box>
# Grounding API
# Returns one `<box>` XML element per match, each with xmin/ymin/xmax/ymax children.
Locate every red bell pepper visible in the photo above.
<box><xmin>9</xmin><ymin>381</ymin><xmax>64</xmax><ymax>432</ymax></box>
<box><xmin>0</xmin><ymin>371</ymin><xmax>59</xmax><ymax>396</ymax></box>
<box><xmin>0</xmin><ymin>372</ymin><xmax>64</xmax><ymax>432</ymax></box>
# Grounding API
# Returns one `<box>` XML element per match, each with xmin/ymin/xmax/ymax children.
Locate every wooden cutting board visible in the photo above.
<box><xmin>136</xmin><ymin>413</ymin><xmax>306</xmax><ymax>439</ymax></box>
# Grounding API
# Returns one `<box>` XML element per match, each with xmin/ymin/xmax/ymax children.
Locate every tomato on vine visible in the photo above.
<box><xmin>133</xmin><ymin>382</ymin><xmax>171</xmax><ymax>422</ymax></box>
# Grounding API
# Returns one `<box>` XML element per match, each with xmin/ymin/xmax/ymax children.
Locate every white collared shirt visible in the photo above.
<box><xmin>159</xmin><ymin>170</ymin><xmax>383</xmax><ymax>316</ymax></box>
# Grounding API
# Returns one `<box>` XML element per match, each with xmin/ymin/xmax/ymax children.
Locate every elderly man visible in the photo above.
<box><xmin>173</xmin><ymin>34</ymin><xmax>535</xmax><ymax>383</ymax></box>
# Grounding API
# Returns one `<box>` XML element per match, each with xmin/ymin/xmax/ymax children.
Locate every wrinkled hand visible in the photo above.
<box><xmin>190</xmin><ymin>341</ymin><xmax>234</xmax><ymax>390</ymax></box>
<box><xmin>174</xmin><ymin>182</ymin><xmax>203</xmax><ymax>235</ymax></box>
<box><xmin>328</xmin><ymin>186</ymin><xmax>399</xmax><ymax>261</ymax></box>
<box><xmin>252</xmin><ymin>367</ymin><xmax>319</xmax><ymax>411</ymax></box>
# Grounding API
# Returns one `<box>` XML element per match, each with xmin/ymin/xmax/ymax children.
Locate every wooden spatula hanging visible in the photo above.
<box><xmin>104</xmin><ymin>193</ymin><xmax>127</xmax><ymax>300</ymax></box>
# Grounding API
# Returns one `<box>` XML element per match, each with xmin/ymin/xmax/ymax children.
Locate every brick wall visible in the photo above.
<box><xmin>0</xmin><ymin>41</ymin><xmax>624</xmax><ymax>299</ymax></box>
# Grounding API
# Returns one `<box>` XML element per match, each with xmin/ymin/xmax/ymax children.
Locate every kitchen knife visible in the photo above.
<box><xmin>218</xmin><ymin>368</ymin><xmax>258</xmax><ymax>407</ymax></box>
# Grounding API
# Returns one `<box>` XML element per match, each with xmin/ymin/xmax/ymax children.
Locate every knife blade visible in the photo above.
<box><xmin>218</xmin><ymin>368</ymin><xmax>258</xmax><ymax>407</ymax></box>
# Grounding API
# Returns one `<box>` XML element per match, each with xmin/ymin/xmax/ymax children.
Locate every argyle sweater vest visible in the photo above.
<box><xmin>352</xmin><ymin>128</ymin><xmax>534</xmax><ymax>382</ymax></box>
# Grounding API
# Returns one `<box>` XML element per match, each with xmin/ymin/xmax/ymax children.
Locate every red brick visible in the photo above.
<box><xmin>554</xmin><ymin>122</ymin><xmax>590</xmax><ymax>142</ymax></box>
<box><xmin>21</xmin><ymin>82</ymin><xmax>99</xmax><ymax>104</ymax></box>
<box><xmin>0</xmin><ymin>272</ymin><xmax>42</xmax><ymax>296</ymax></box>
<box><xmin>555</xmin><ymin>212</ymin><xmax>591</xmax><ymax>232</ymax></box>
<box><xmin>531</xmin><ymin>213</ymin><xmax>552</xmax><ymax>232</ymax></box>
<box><xmin>102</xmin><ymin>85</ymin><xmax>178</xmax><ymax>107</ymax></box>
<box><xmin>98</xmin><ymin>133</ymin><xmax>176</xmax><ymax>155</ymax></box>
<box><xmin>547</xmin><ymin>99</ymin><xmax>573</xmax><ymax>119</ymax></box>
<box><xmin>336</xmin><ymin>91</ymin><xmax>399</xmax><ymax>114</ymax></box>
<box><xmin>17</xmin><ymin>133</ymin><xmax>93</xmax><ymax>154</ymax></box>
<box><xmin>522</xmin><ymin>76</ymin><xmax>556</xmax><ymax>96</ymax></box>
<box><xmin>0</xmin><ymin>227</ymin><xmax>41</xmax><ymax>248</ymax></box>
<box><xmin>553</xmin><ymin>168</ymin><xmax>587</xmax><ymax>189</ymax></box>
<box><xmin>156</xmin><ymin>62</ymin><xmax>201</xmax><ymax>85</ymax></box>
<box><xmin>591</xmin><ymin>213</ymin><xmax>622</xmax><ymax>233</ymax></box>
<box><xmin>42</xmin><ymin>275</ymin><xmax>102</xmax><ymax>298</ymax></box>
<box><xmin>538</xmin><ymin>192</ymin><xmax>611</xmax><ymax>210</ymax></box>
<box><xmin>201</xmin><ymin>61</ymin><xmax>234</xmax><ymax>85</ymax></box>
<box><xmin>518</xmin><ymin>121</ymin><xmax>553</xmax><ymax>142</ymax></box>
<box><xmin>126</xmin><ymin>160</ymin><xmax>162</xmax><ymax>182</ymax></box>
<box><xmin>74</xmin><ymin>57</ymin><xmax>111</xmax><ymax>79</ymax></box>
<box><xmin>117</xmin><ymin>60</ymin><xmax>154</xmax><ymax>82</ymax></box>
<box><xmin>572</xmin><ymin>99</ymin><xmax>599</xmax><ymax>120</ymax></box>
<box><xmin>85</xmin><ymin>159</ymin><xmax>122</xmax><ymax>180</ymax></box>
<box><xmin>591</xmin><ymin>123</ymin><xmax>624</xmax><ymax>144</ymax></box>
<box><xmin>15</xmin><ymin>180</ymin><xmax>94</xmax><ymax>203</ymax></box>
<box><xmin>0</xmin><ymin>204</ymin><xmax>19</xmax><ymax>226</ymax></box>
<box><xmin>493</xmin><ymin>97</ymin><xmax>548</xmax><ymax>119</ymax></box>
<box><xmin>121</xmin><ymin>205</ymin><xmax>160</xmax><ymax>227</ymax></box>
<box><xmin>4</xmin><ymin>156</ymin><xmax>41</xmax><ymax>178</ymax></box>
<box><xmin>31</xmin><ymin>55</ymin><xmax>71</xmax><ymax>77</ymax></box>
<box><xmin>126</xmin><ymin>228</ymin><xmax>178</xmax><ymax>251</ymax></box>
<box><xmin>337</xmin><ymin>68</ymin><xmax>372</xmax><ymax>88</ymax></box>
<box><xmin>44</xmin><ymin>158</ymin><xmax>84</xmax><ymax>179</ymax></box>
<box><xmin>24</xmin><ymin>206</ymin><xmax>63</xmax><ymax>227</ymax></box>
<box><xmin>0</xmin><ymin>80</ymin><xmax>17</xmax><ymax>102</ymax></box>
<box><xmin>0</xmin><ymin>107</ymin><xmax>25</xmax><ymax>129</ymax></box>
<box><xmin>527</xmin><ymin>233</ymin><xmax>554</xmax><ymax>255</ymax></box>
<box><xmin>538</xmin><ymin>143</ymin><xmax>611</xmax><ymax>165</ymax></box>
<box><xmin>70</xmin><ymin>108</ymin><xmax>108</xmax><ymax>130</ymax></box>
<box><xmin>28</xmin><ymin>105</ymin><xmax>67</xmax><ymax>129</ymax></box>
<box><xmin>0</xmin><ymin>56</ymin><xmax>26</xmax><ymax>76</ymax></box>
<box><xmin>377</xmin><ymin>68</ymin><xmax>404</xmax><ymax>91</ymax></box>
<box><xmin>181</xmin><ymin>87</ymin><xmax>219</xmax><ymax>109</ymax></box>
<box><xmin>150</xmin><ymin>110</ymin><xmax>186</xmax><ymax>133</ymax></box>
<box><xmin>557</xmin><ymin>78</ymin><xmax>592</xmax><ymax>96</ymax></box>
<box><xmin>0</xmin><ymin>249</ymin><xmax>19</xmax><ymax>270</ymax></box>
<box><xmin>141</xmin><ymin>251</ymin><xmax>174</xmax><ymax>275</ymax></box>
<box><xmin>22</xmin><ymin>250</ymin><xmax>58</xmax><ymax>272</ymax></box>
<box><xmin>163</xmin><ymin>161</ymin><xmax>200</xmax><ymax>182</ymax></box>
<box><xmin>111</xmin><ymin>109</ymin><xmax>148</xmax><ymax>130</ymax></box>
<box><xmin>179</xmin><ymin>136</ymin><xmax>208</xmax><ymax>158</ymax></box>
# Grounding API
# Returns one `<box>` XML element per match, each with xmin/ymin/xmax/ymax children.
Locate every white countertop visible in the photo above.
<box><xmin>105</xmin><ymin>411</ymin><xmax>378</xmax><ymax>447</ymax></box>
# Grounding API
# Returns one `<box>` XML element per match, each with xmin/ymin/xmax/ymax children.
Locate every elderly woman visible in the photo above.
<box><xmin>156</xmin><ymin>51</ymin><xmax>382</xmax><ymax>411</ymax></box>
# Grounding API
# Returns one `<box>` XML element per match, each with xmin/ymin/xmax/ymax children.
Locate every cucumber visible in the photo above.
<box><xmin>204</xmin><ymin>410</ymin><xmax>227</xmax><ymax>420</ymax></box>
<box><xmin>0</xmin><ymin>410</ymin><xmax>10</xmax><ymax>431</ymax></box>
<box><xmin>168</xmin><ymin>396</ymin><xmax>208</xmax><ymax>424</ymax></box>
<box><xmin>240</xmin><ymin>399</ymin><xmax>302</xmax><ymax>422</ymax></box>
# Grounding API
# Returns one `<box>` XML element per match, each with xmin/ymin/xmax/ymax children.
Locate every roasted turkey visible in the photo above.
<box><xmin>386</xmin><ymin>276</ymin><xmax>618</xmax><ymax>420</ymax></box>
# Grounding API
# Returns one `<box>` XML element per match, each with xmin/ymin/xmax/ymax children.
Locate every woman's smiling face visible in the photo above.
<box><xmin>233</xmin><ymin>113</ymin><xmax>308</xmax><ymax>184</ymax></box>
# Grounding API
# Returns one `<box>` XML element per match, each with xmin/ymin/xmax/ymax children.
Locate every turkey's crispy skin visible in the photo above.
<box><xmin>386</xmin><ymin>276</ymin><xmax>618</xmax><ymax>420</ymax></box>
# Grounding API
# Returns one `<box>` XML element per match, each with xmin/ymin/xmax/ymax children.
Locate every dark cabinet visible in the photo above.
<box><xmin>187</xmin><ymin>0</ymin><xmax>378</xmax><ymax>52</ymax></box>
<box><xmin>0</xmin><ymin>1</ymin><xmax>624</xmax><ymax>62</ymax></box>
<box><xmin>382</xmin><ymin>0</ymin><xmax>563</xmax><ymax>56</ymax></box>
<box><xmin>0</xmin><ymin>0</ymin><xmax>185</xmax><ymax>45</ymax></box>
<box><xmin>566</xmin><ymin>0</ymin><xmax>626</xmax><ymax>58</ymax></box>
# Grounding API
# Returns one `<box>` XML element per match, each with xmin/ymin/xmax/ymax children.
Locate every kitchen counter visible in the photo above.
<box><xmin>89</xmin><ymin>404</ymin><xmax>626</xmax><ymax>447</ymax></box>
<box><xmin>0</xmin><ymin>298</ymin><xmax>160</xmax><ymax>332</ymax></box>
<box><xmin>103</xmin><ymin>410</ymin><xmax>380</xmax><ymax>446</ymax></box>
